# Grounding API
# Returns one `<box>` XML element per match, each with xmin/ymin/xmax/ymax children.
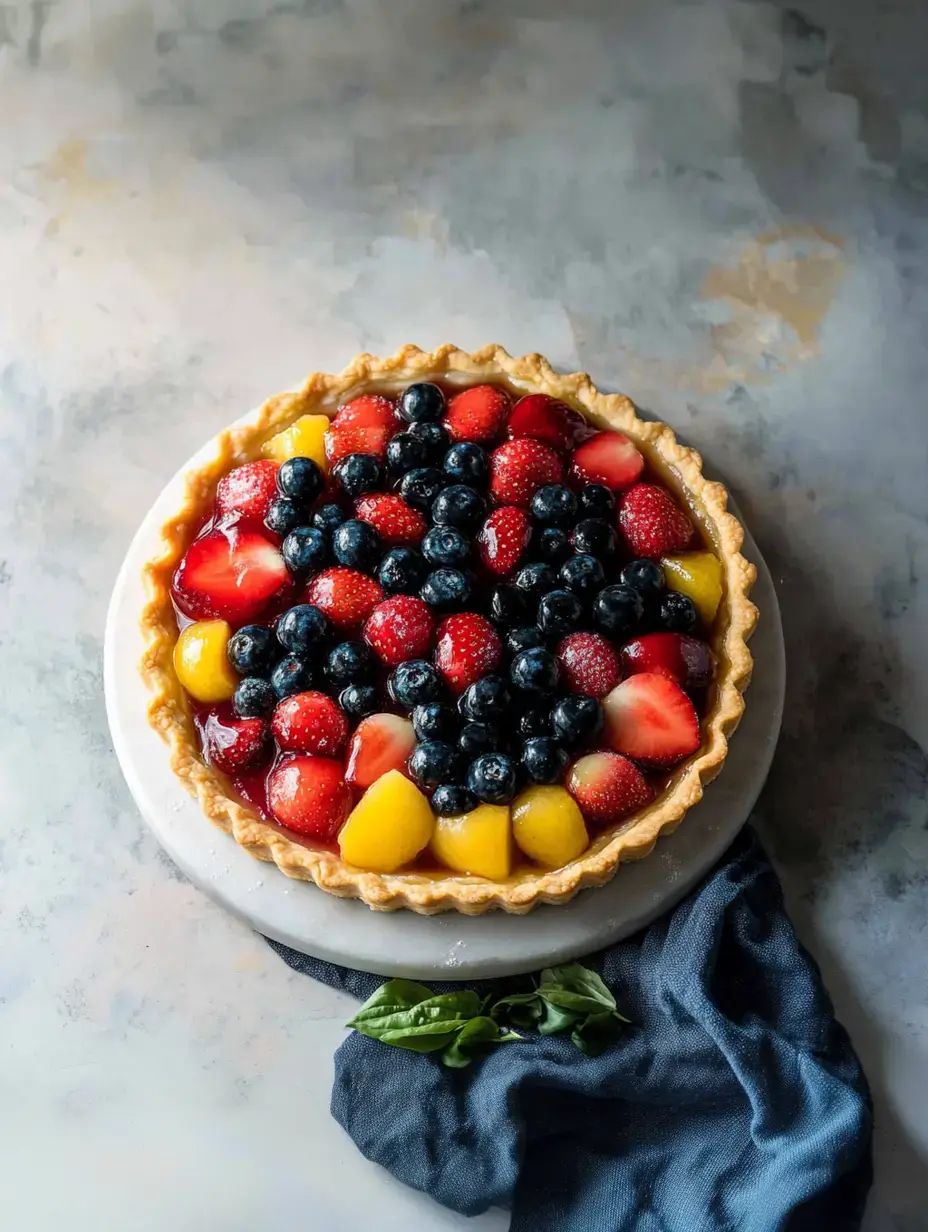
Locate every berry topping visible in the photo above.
<box><xmin>505</xmin><ymin>394</ymin><xmax>587</xmax><ymax>454</ymax></box>
<box><xmin>510</xmin><ymin>647</ymin><xmax>559</xmax><ymax>696</ymax></box>
<box><xmin>530</xmin><ymin>483</ymin><xmax>577</xmax><ymax>527</ymax></box>
<box><xmin>551</xmin><ymin>694</ymin><xmax>604</xmax><ymax>748</ymax></box>
<box><xmin>420</xmin><ymin>568</ymin><xmax>471</xmax><ymax>611</ymax></box>
<box><xmin>355</xmin><ymin>493</ymin><xmax>427</xmax><ymax>545</ymax></box>
<box><xmin>412</xmin><ymin>703</ymin><xmax>459</xmax><ymax>743</ymax></box>
<box><xmin>325</xmin><ymin>639</ymin><xmax>377</xmax><ymax>686</ymax></box>
<box><xmin>511</xmin><ymin>785</ymin><xmax>588</xmax><ymax>868</ymax></box>
<box><xmin>331</xmin><ymin>453</ymin><xmax>384</xmax><ymax>499</ymax></box>
<box><xmin>282</xmin><ymin>527</ymin><xmax>328</xmax><ymax>575</ymax></box>
<box><xmin>660</xmin><ymin>551</ymin><xmax>723</xmax><ymax>625</ymax></box>
<box><xmin>407</xmin><ymin>420</ymin><xmax>451</xmax><ymax>463</ymax></box>
<box><xmin>443</xmin><ymin>384</ymin><xmax>510</xmax><ymax>444</ymax></box>
<box><xmin>363</xmin><ymin>595</ymin><xmax>435</xmax><ymax>666</ymax></box>
<box><xmin>489</xmin><ymin>438</ymin><xmax>563</xmax><ymax>507</ymax></box>
<box><xmin>619</xmin><ymin>558</ymin><xmax>665</xmax><ymax>602</ymax></box>
<box><xmin>431</xmin><ymin>785</ymin><xmax>479</xmax><ymax>818</ymax></box>
<box><xmin>466</xmin><ymin>752</ymin><xmax>518</xmax><ymax>804</ymax></box>
<box><xmin>174</xmin><ymin>619</ymin><xmax>239</xmax><ymax>704</ymax></box>
<box><xmin>173</xmin><ymin>529</ymin><xmax>289</xmax><ymax>624</ymax></box>
<box><xmin>204</xmin><ymin>714</ymin><xmax>270</xmax><ymax>775</ymax></box>
<box><xmin>620</xmin><ymin>633</ymin><xmax>715</xmax><ymax>691</ymax></box>
<box><xmin>233</xmin><ymin>676</ymin><xmax>277</xmax><ymax>719</ymax></box>
<box><xmin>277</xmin><ymin>455</ymin><xmax>324</xmax><ymax>505</ymax></box>
<box><xmin>556</xmin><ymin>632</ymin><xmax>622</xmax><ymax>697</ymax></box>
<box><xmin>385</xmin><ymin>431</ymin><xmax>430</xmax><ymax>477</ymax></box>
<box><xmin>570</xmin><ymin>517</ymin><xmax>617</xmax><ymax>559</ymax></box>
<box><xmin>325</xmin><ymin>394</ymin><xmax>398</xmax><ymax>463</ymax></box>
<box><xmin>304</xmin><ymin>567</ymin><xmax>383</xmax><ymax>630</ymax></box>
<box><xmin>216</xmin><ymin>460</ymin><xmax>280</xmax><ymax>524</ymax></box>
<box><xmin>458</xmin><ymin>722</ymin><xmax>500</xmax><ymax>758</ymax></box>
<box><xmin>659</xmin><ymin>591</ymin><xmax>699</xmax><ymax>633</ymax></box>
<box><xmin>537</xmin><ymin>589</ymin><xmax>583</xmax><ymax>637</ymax></box>
<box><xmin>602</xmin><ymin>673</ymin><xmax>701</xmax><ymax>767</ymax></box>
<box><xmin>577</xmin><ymin>484</ymin><xmax>615</xmax><ymax>520</ymax></box>
<box><xmin>431</xmin><ymin>484</ymin><xmax>486</xmax><ymax>531</ymax></box>
<box><xmin>227</xmin><ymin>623</ymin><xmax>278</xmax><ymax>676</ymax></box>
<box><xmin>443</xmin><ymin>441</ymin><xmax>489</xmax><ymax>487</ymax></box>
<box><xmin>421</xmin><ymin>526</ymin><xmax>471</xmax><ymax>569</ymax></box>
<box><xmin>559</xmin><ymin>553</ymin><xmax>605</xmax><ymax>597</ymax></box>
<box><xmin>270</xmin><ymin>655</ymin><xmax>314</xmax><ymax>699</ymax></box>
<box><xmin>566</xmin><ymin>752</ymin><xmax>654</xmax><ymax>829</ymax></box>
<box><xmin>332</xmin><ymin>519</ymin><xmax>382</xmax><ymax>571</ymax></box>
<box><xmin>271</xmin><ymin>691</ymin><xmax>348</xmax><ymax>756</ymax></box>
<box><xmin>459</xmin><ymin>675</ymin><xmax>511</xmax><ymax>724</ymax></box>
<box><xmin>267</xmin><ymin>755</ymin><xmax>352</xmax><ymax>841</ymax></box>
<box><xmin>506</xmin><ymin>625</ymin><xmax>546</xmax><ymax>657</ymax></box>
<box><xmin>618</xmin><ymin>483</ymin><xmax>694</xmax><ymax>558</ymax></box>
<box><xmin>263</xmin><ymin>497</ymin><xmax>305</xmax><ymax>538</ymax></box>
<box><xmin>338</xmin><ymin>684</ymin><xmax>379</xmax><ymax>719</ymax></box>
<box><xmin>489</xmin><ymin>584</ymin><xmax>528</xmax><ymax>627</ymax></box>
<box><xmin>345</xmin><ymin>713</ymin><xmax>417</xmax><ymax>790</ymax></box>
<box><xmin>521</xmin><ymin>737</ymin><xmax>569</xmax><ymax>786</ymax></box>
<box><xmin>518</xmin><ymin>705</ymin><xmax>551</xmax><ymax>737</ymax></box>
<box><xmin>377</xmin><ymin>546</ymin><xmax>427</xmax><ymax>595</ymax></box>
<box><xmin>399</xmin><ymin>382</ymin><xmax>445</xmax><ymax>424</ymax></box>
<box><xmin>535</xmin><ymin>526</ymin><xmax>571</xmax><ymax>563</ymax></box>
<box><xmin>409</xmin><ymin>740</ymin><xmax>462</xmax><ymax>790</ymax></box>
<box><xmin>514</xmin><ymin>561</ymin><xmax>558</xmax><ymax>600</ymax></box>
<box><xmin>435</xmin><ymin>613</ymin><xmax>502</xmax><ymax>695</ymax></box>
<box><xmin>276</xmin><ymin>604</ymin><xmax>329</xmax><ymax>655</ymax></box>
<box><xmin>312</xmin><ymin>503</ymin><xmax>347</xmax><ymax>534</ymax></box>
<box><xmin>592</xmin><ymin>584</ymin><xmax>643</xmax><ymax>638</ymax></box>
<box><xmin>477</xmin><ymin>505</ymin><xmax>532</xmax><ymax>576</ymax></box>
<box><xmin>388</xmin><ymin>659</ymin><xmax>443</xmax><ymax>708</ymax></box>
<box><xmin>399</xmin><ymin>466</ymin><xmax>447</xmax><ymax>511</ymax></box>
<box><xmin>568</xmin><ymin>432</ymin><xmax>644</xmax><ymax>492</ymax></box>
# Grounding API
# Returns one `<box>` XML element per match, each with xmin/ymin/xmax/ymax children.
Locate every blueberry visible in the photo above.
<box><xmin>282</xmin><ymin>526</ymin><xmax>328</xmax><ymax>575</ymax></box>
<box><xmin>522</xmin><ymin>737</ymin><xmax>569</xmax><ymax>785</ymax></box>
<box><xmin>443</xmin><ymin>442</ymin><xmax>489</xmax><ymax>487</ymax></box>
<box><xmin>277</xmin><ymin>604</ymin><xmax>329</xmax><ymax>654</ymax></box>
<box><xmin>421</xmin><ymin>526</ymin><xmax>471</xmax><ymax>569</ymax></box>
<box><xmin>339</xmin><ymin>684</ymin><xmax>379</xmax><ymax>719</ymax></box>
<box><xmin>518</xmin><ymin>705</ymin><xmax>551</xmax><ymax>737</ymax></box>
<box><xmin>432</xmin><ymin>784</ymin><xmax>478</xmax><ymax>816</ymax></box>
<box><xmin>431</xmin><ymin>484</ymin><xmax>485</xmax><ymax>531</ymax></box>
<box><xmin>407</xmin><ymin>420</ymin><xmax>451</xmax><ymax>463</ymax></box>
<box><xmin>570</xmin><ymin>517</ymin><xmax>617</xmax><ymax>558</ymax></box>
<box><xmin>550</xmin><ymin>695</ymin><xmax>603</xmax><ymax>748</ymax></box>
<box><xmin>409</xmin><ymin>740</ymin><xmax>461</xmax><ymax>790</ymax></box>
<box><xmin>592</xmin><ymin>584</ymin><xmax>643</xmax><ymax>638</ymax></box>
<box><xmin>458</xmin><ymin>722</ymin><xmax>501</xmax><ymax>758</ymax></box>
<box><xmin>386</xmin><ymin>431</ymin><xmax>430</xmax><ymax>477</ymax></box>
<box><xmin>530</xmin><ymin>484</ymin><xmax>577</xmax><ymax>527</ymax></box>
<box><xmin>514</xmin><ymin>561</ymin><xmax>558</xmax><ymax>600</ymax></box>
<box><xmin>277</xmin><ymin>456</ymin><xmax>324</xmax><ymax>504</ymax></box>
<box><xmin>660</xmin><ymin>591</ymin><xmax>698</xmax><ymax>633</ymax></box>
<box><xmin>400</xmin><ymin>466</ymin><xmax>447</xmax><ymax>512</ymax></box>
<box><xmin>332</xmin><ymin>453</ymin><xmax>383</xmax><ymax>499</ymax></box>
<box><xmin>537</xmin><ymin>589</ymin><xmax>583</xmax><ymax>637</ymax></box>
<box><xmin>271</xmin><ymin>655</ymin><xmax>313</xmax><ymax>699</ymax></box>
<box><xmin>399</xmin><ymin>382</ymin><xmax>445</xmax><ymax>424</ymax></box>
<box><xmin>264</xmin><ymin>497</ymin><xmax>304</xmax><ymax>537</ymax></box>
<box><xmin>467</xmin><ymin>753</ymin><xmax>518</xmax><ymax>804</ymax></box>
<box><xmin>559</xmin><ymin>553</ymin><xmax>605</xmax><ymax>597</ymax></box>
<box><xmin>460</xmin><ymin>675</ymin><xmax>511</xmax><ymax>723</ymax></box>
<box><xmin>620</xmin><ymin>558</ymin><xmax>666</xmax><ymax>602</ymax></box>
<box><xmin>233</xmin><ymin>676</ymin><xmax>276</xmax><ymax>719</ymax></box>
<box><xmin>420</xmin><ymin>568</ymin><xmax>471</xmax><ymax>611</ymax></box>
<box><xmin>312</xmin><ymin>502</ymin><xmax>348</xmax><ymax>534</ymax></box>
<box><xmin>510</xmin><ymin>647</ymin><xmax>559</xmax><ymax>695</ymax></box>
<box><xmin>535</xmin><ymin>527</ymin><xmax>571</xmax><ymax>564</ymax></box>
<box><xmin>378</xmin><ymin>546</ymin><xmax>427</xmax><ymax>595</ymax></box>
<box><xmin>388</xmin><ymin>659</ymin><xmax>442</xmax><ymax>708</ymax></box>
<box><xmin>412</xmin><ymin>703</ymin><xmax>458</xmax><ymax>743</ymax></box>
<box><xmin>578</xmin><ymin>484</ymin><xmax>615</xmax><ymax>519</ymax></box>
<box><xmin>332</xmin><ymin>519</ymin><xmax>381</xmax><ymax>570</ymax></box>
<box><xmin>227</xmin><ymin>624</ymin><xmax>278</xmax><ymax>675</ymax></box>
<box><xmin>325</xmin><ymin>640</ymin><xmax>376</xmax><ymax>686</ymax></box>
<box><xmin>489</xmin><ymin>584</ymin><xmax>527</xmax><ymax>628</ymax></box>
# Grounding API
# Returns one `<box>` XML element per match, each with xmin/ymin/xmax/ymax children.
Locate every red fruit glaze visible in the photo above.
<box><xmin>488</xmin><ymin>438</ymin><xmax>563</xmax><ymax>507</ymax></box>
<box><xmin>345</xmin><ymin>713</ymin><xmax>417</xmax><ymax>790</ymax></box>
<box><xmin>363</xmin><ymin>596</ymin><xmax>435</xmax><ymax>666</ymax></box>
<box><xmin>477</xmin><ymin>505</ymin><xmax>532</xmax><ymax>576</ymax></box>
<box><xmin>355</xmin><ymin>493</ymin><xmax>427</xmax><ymax>545</ymax></box>
<box><xmin>435</xmin><ymin>612</ymin><xmax>502</xmax><ymax>694</ymax></box>
<box><xmin>215</xmin><ymin>460</ymin><xmax>280</xmax><ymax>524</ymax></box>
<box><xmin>443</xmin><ymin>385</ymin><xmax>510</xmax><ymax>444</ymax></box>
<box><xmin>567</xmin><ymin>751</ymin><xmax>654</xmax><ymax>829</ymax></box>
<box><xmin>203</xmin><ymin>713</ymin><xmax>270</xmax><ymax>775</ymax></box>
<box><xmin>172</xmin><ymin>528</ymin><xmax>289</xmax><ymax>623</ymax></box>
<box><xmin>556</xmin><ymin>632</ymin><xmax>622</xmax><ymax>698</ymax></box>
<box><xmin>271</xmin><ymin>691</ymin><xmax>349</xmax><ymax>756</ymax></box>
<box><xmin>621</xmin><ymin>633</ymin><xmax>715</xmax><ymax>690</ymax></box>
<box><xmin>505</xmin><ymin>394</ymin><xmax>589</xmax><ymax>454</ymax></box>
<box><xmin>602</xmin><ymin>673</ymin><xmax>701</xmax><ymax>767</ymax></box>
<box><xmin>325</xmin><ymin>394</ymin><xmax>399</xmax><ymax>463</ymax></box>
<box><xmin>569</xmin><ymin>433</ymin><xmax>644</xmax><ymax>492</ymax></box>
<box><xmin>618</xmin><ymin>483</ymin><xmax>694</xmax><ymax>558</ymax></box>
<box><xmin>267</xmin><ymin>755</ymin><xmax>352</xmax><ymax>841</ymax></box>
<box><xmin>304</xmin><ymin>567</ymin><xmax>383</xmax><ymax>629</ymax></box>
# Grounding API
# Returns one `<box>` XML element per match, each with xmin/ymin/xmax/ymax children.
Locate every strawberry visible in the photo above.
<box><xmin>488</xmin><ymin>438</ymin><xmax>563</xmax><ymax>507</ymax></box>
<box><xmin>477</xmin><ymin>505</ymin><xmax>532</xmax><ymax>576</ymax></box>
<box><xmin>556</xmin><ymin>632</ymin><xmax>622</xmax><ymax>698</ymax></box>
<box><xmin>602</xmin><ymin>673</ymin><xmax>701</xmax><ymax>767</ymax></box>
<box><xmin>172</xmin><ymin>528</ymin><xmax>289</xmax><ymax>623</ymax></box>
<box><xmin>505</xmin><ymin>394</ymin><xmax>590</xmax><ymax>454</ymax></box>
<box><xmin>215</xmin><ymin>460</ymin><xmax>280</xmax><ymax>524</ymax></box>
<box><xmin>271</xmin><ymin>691</ymin><xmax>349</xmax><ymax>756</ymax></box>
<box><xmin>325</xmin><ymin>394</ymin><xmax>399</xmax><ymax>463</ymax></box>
<box><xmin>566</xmin><ymin>751</ymin><xmax>654</xmax><ymax>829</ymax></box>
<box><xmin>304</xmin><ymin>567</ymin><xmax>383</xmax><ymax>630</ymax></box>
<box><xmin>345</xmin><ymin>712</ymin><xmax>417</xmax><ymax>790</ymax></box>
<box><xmin>363</xmin><ymin>596</ymin><xmax>435</xmax><ymax>666</ymax></box>
<box><xmin>618</xmin><ymin>483</ymin><xmax>694</xmax><ymax>558</ymax></box>
<box><xmin>443</xmin><ymin>384</ymin><xmax>510</xmax><ymax>444</ymax></box>
<box><xmin>621</xmin><ymin>633</ymin><xmax>715</xmax><ymax>690</ymax></box>
<box><xmin>355</xmin><ymin>493</ymin><xmax>427</xmax><ymax>546</ymax></box>
<box><xmin>434</xmin><ymin>612</ymin><xmax>502</xmax><ymax>694</ymax></box>
<box><xmin>203</xmin><ymin>713</ymin><xmax>269</xmax><ymax>775</ymax></box>
<box><xmin>267</xmin><ymin>755</ymin><xmax>352</xmax><ymax>841</ymax></box>
<box><xmin>569</xmin><ymin>433</ymin><xmax>643</xmax><ymax>492</ymax></box>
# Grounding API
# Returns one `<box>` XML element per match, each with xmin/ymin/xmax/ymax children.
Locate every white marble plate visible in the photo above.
<box><xmin>104</xmin><ymin>421</ymin><xmax>784</xmax><ymax>981</ymax></box>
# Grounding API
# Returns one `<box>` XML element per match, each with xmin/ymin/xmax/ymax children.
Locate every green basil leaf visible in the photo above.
<box><xmin>347</xmin><ymin>981</ymin><xmax>483</xmax><ymax>1050</ymax></box>
<box><xmin>490</xmin><ymin>990</ymin><xmax>543</xmax><ymax>1027</ymax></box>
<box><xmin>538</xmin><ymin>1000</ymin><xmax>580</xmax><ymax>1035</ymax></box>
<box><xmin>570</xmin><ymin>1010</ymin><xmax>623</xmax><ymax>1057</ymax></box>
<box><xmin>539</xmin><ymin>963</ymin><xmax>617</xmax><ymax>1012</ymax></box>
<box><xmin>441</xmin><ymin>1017</ymin><xmax>522</xmax><ymax>1068</ymax></box>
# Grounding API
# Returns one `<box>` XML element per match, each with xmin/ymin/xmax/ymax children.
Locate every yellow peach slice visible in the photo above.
<box><xmin>430</xmin><ymin>805</ymin><xmax>511</xmax><ymax>880</ymax></box>
<box><xmin>173</xmin><ymin>619</ymin><xmax>238</xmax><ymax>703</ymax></box>
<box><xmin>660</xmin><ymin>551</ymin><xmax>723</xmax><ymax>625</ymax></box>
<box><xmin>338</xmin><ymin>769</ymin><xmax>434</xmax><ymax>873</ymax></box>
<box><xmin>263</xmin><ymin>414</ymin><xmax>330</xmax><ymax>470</ymax></box>
<box><xmin>511</xmin><ymin>785</ymin><xmax>589</xmax><ymax>869</ymax></box>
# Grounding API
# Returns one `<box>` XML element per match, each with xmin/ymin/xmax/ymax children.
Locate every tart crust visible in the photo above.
<box><xmin>140</xmin><ymin>345</ymin><xmax>757</xmax><ymax>914</ymax></box>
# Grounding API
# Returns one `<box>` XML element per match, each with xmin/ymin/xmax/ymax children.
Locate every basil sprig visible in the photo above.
<box><xmin>346</xmin><ymin>962</ymin><xmax>628</xmax><ymax>1066</ymax></box>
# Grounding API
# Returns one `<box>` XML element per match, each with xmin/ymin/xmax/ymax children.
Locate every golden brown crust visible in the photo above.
<box><xmin>140</xmin><ymin>345</ymin><xmax>757</xmax><ymax>914</ymax></box>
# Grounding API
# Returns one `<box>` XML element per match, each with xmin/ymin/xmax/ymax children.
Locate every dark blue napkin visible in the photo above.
<box><xmin>269</xmin><ymin>828</ymin><xmax>872</xmax><ymax>1230</ymax></box>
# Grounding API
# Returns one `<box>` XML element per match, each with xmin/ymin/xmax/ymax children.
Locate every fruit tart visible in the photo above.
<box><xmin>140</xmin><ymin>345</ymin><xmax>757</xmax><ymax>914</ymax></box>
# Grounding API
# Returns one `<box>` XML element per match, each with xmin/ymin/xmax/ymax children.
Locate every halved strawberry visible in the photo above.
<box><xmin>271</xmin><ymin>691</ymin><xmax>349</xmax><ymax>756</ymax></box>
<box><xmin>355</xmin><ymin>493</ymin><xmax>427</xmax><ymax>546</ymax></box>
<box><xmin>477</xmin><ymin>506</ymin><xmax>532</xmax><ymax>576</ymax></box>
<box><xmin>505</xmin><ymin>394</ymin><xmax>590</xmax><ymax>454</ymax></box>
<box><xmin>602</xmin><ymin>673</ymin><xmax>701</xmax><ymax>767</ymax></box>
<box><xmin>443</xmin><ymin>385</ymin><xmax>510</xmax><ymax>444</ymax></box>
<box><xmin>488</xmin><ymin>438</ymin><xmax>563</xmax><ymax>507</ymax></box>
<box><xmin>304</xmin><ymin>567</ymin><xmax>383</xmax><ymax>630</ymax></box>
<box><xmin>556</xmin><ymin>632</ymin><xmax>622</xmax><ymax>698</ymax></box>
<box><xmin>203</xmin><ymin>713</ymin><xmax>270</xmax><ymax>775</ymax></box>
<box><xmin>215</xmin><ymin>460</ymin><xmax>280</xmax><ymax>524</ymax></box>
<box><xmin>618</xmin><ymin>483</ymin><xmax>694</xmax><ymax>558</ymax></box>
<box><xmin>267</xmin><ymin>755</ymin><xmax>352</xmax><ymax>841</ymax></box>
<box><xmin>434</xmin><ymin>612</ymin><xmax>502</xmax><ymax>694</ymax></box>
<box><xmin>566</xmin><ymin>751</ymin><xmax>654</xmax><ymax>829</ymax></box>
<box><xmin>363</xmin><ymin>596</ymin><xmax>435</xmax><ymax>666</ymax></box>
<box><xmin>621</xmin><ymin>633</ymin><xmax>715</xmax><ymax>690</ymax></box>
<box><xmin>324</xmin><ymin>394</ymin><xmax>399</xmax><ymax>463</ymax></box>
<box><xmin>569</xmin><ymin>433</ymin><xmax>643</xmax><ymax>492</ymax></box>
<box><xmin>172</xmin><ymin>528</ymin><xmax>289</xmax><ymax>623</ymax></box>
<box><xmin>345</xmin><ymin>712</ymin><xmax>417</xmax><ymax>790</ymax></box>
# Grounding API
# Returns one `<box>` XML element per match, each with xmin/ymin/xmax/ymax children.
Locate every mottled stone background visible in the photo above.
<box><xmin>1</xmin><ymin>1</ymin><xmax>926</xmax><ymax>1228</ymax></box>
